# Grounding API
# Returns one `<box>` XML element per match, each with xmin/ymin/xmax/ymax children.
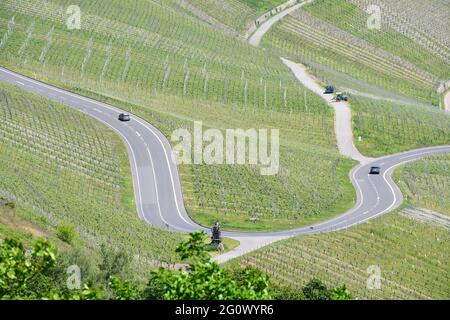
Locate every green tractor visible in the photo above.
<box><xmin>331</xmin><ymin>92</ymin><xmax>348</xmax><ymax>102</ymax></box>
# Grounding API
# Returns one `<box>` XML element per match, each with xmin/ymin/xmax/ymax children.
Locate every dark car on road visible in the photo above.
<box><xmin>369</xmin><ymin>166</ymin><xmax>381</xmax><ymax>175</ymax></box>
<box><xmin>118</xmin><ymin>113</ymin><xmax>131</xmax><ymax>121</ymax></box>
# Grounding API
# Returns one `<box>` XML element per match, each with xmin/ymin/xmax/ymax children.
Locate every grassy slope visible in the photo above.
<box><xmin>0</xmin><ymin>81</ymin><xmax>184</xmax><ymax>275</ymax></box>
<box><xmin>0</xmin><ymin>205</ymin><xmax>50</xmax><ymax>247</ymax></box>
<box><xmin>239</xmin><ymin>0</ymin><xmax>288</xmax><ymax>11</ymax></box>
<box><xmin>176</xmin><ymin>0</ymin><xmax>288</xmax><ymax>33</ymax></box>
<box><xmin>393</xmin><ymin>154</ymin><xmax>450</xmax><ymax>215</ymax></box>
<box><xmin>227</xmin><ymin>211</ymin><xmax>450</xmax><ymax>299</ymax></box>
<box><xmin>0</xmin><ymin>0</ymin><xmax>356</xmax><ymax>231</ymax></box>
<box><xmin>351</xmin><ymin>96</ymin><xmax>450</xmax><ymax>157</ymax></box>
<box><xmin>303</xmin><ymin>0</ymin><xmax>449</xmax><ymax>80</ymax></box>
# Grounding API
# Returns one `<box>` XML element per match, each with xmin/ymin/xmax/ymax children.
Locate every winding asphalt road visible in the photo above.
<box><xmin>1</xmin><ymin>0</ymin><xmax>449</xmax><ymax>263</ymax></box>
<box><xmin>1</xmin><ymin>67</ymin><xmax>449</xmax><ymax>236</ymax></box>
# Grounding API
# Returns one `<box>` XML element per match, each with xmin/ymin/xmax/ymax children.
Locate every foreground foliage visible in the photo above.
<box><xmin>149</xmin><ymin>232</ymin><xmax>271</xmax><ymax>300</ymax></box>
<box><xmin>0</xmin><ymin>233</ymin><xmax>353</xmax><ymax>300</ymax></box>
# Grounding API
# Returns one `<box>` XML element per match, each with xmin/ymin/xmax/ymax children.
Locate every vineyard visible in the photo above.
<box><xmin>394</xmin><ymin>153</ymin><xmax>450</xmax><ymax>215</ymax></box>
<box><xmin>0</xmin><ymin>0</ymin><xmax>448</xmax><ymax>300</ymax></box>
<box><xmin>0</xmin><ymin>0</ymin><xmax>314</xmax><ymax>116</ymax></box>
<box><xmin>0</xmin><ymin>81</ymin><xmax>184</xmax><ymax>275</ymax></box>
<box><xmin>0</xmin><ymin>0</ymin><xmax>361</xmax><ymax>231</ymax></box>
<box><xmin>351</xmin><ymin>96</ymin><xmax>450</xmax><ymax>157</ymax></box>
<box><xmin>172</xmin><ymin>0</ymin><xmax>289</xmax><ymax>36</ymax></box>
<box><xmin>262</xmin><ymin>0</ymin><xmax>449</xmax><ymax>105</ymax></box>
<box><xmin>227</xmin><ymin>211</ymin><xmax>450</xmax><ymax>299</ymax></box>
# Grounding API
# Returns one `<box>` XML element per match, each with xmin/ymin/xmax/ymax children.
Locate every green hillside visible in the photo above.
<box><xmin>172</xmin><ymin>0</ymin><xmax>288</xmax><ymax>34</ymax></box>
<box><xmin>352</xmin><ymin>96</ymin><xmax>450</xmax><ymax>157</ymax></box>
<box><xmin>0</xmin><ymin>0</ymin><xmax>449</xmax><ymax>302</ymax></box>
<box><xmin>262</xmin><ymin>0</ymin><xmax>449</xmax><ymax>105</ymax></box>
<box><xmin>0</xmin><ymin>81</ymin><xmax>184</xmax><ymax>275</ymax></box>
<box><xmin>394</xmin><ymin>154</ymin><xmax>450</xmax><ymax>215</ymax></box>
<box><xmin>0</xmin><ymin>0</ymin><xmax>358</xmax><ymax>231</ymax></box>
<box><xmin>227</xmin><ymin>211</ymin><xmax>450</xmax><ymax>299</ymax></box>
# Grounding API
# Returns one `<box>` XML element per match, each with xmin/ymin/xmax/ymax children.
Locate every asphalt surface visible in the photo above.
<box><xmin>1</xmin><ymin>67</ymin><xmax>449</xmax><ymax>241</ymax></box>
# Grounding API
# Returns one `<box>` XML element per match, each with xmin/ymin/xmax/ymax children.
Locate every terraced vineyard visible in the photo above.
<box><xmin>263</xmin><ymin>0</ymin><xmax>449</xmax><ymax>105</ymax></box>
<box><xmin>0</xmin><ymin>0</ymin><xmax>359</xmax><ymax>231</ymax></box>
<box><xmin>227</xmin><ymin>212</ymin><xmax>450</xmax><ymax>299</ymax></box>
<box><xmin>351</xmin><ymin>96</ymin><xmax>450</xmax><ymax>157</ymax></box>
<box><xmin>348</xmin><ymin>0</ymin><xmax>449</xmax><ymax>70</ymax></box>
<box><xmin>0</xmin><ymin>0</ymin><xmax>310</xmax><ymax>115</ymax></box>
<box><xmin>0</xmin><ymin>81</ymin><xmax>184</xmax><ymax>274</ymax></box>
<box><xmin>395</xmin><ymin>153</ymin><xmax>450</xmax><ymax>215</ymax></box>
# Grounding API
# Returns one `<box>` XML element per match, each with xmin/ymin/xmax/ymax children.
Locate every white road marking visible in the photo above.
<box><xmin>1</xmin><ymin>67</ymin><xmax>449</xmax><ymax>236</ymax></box>
<box><xmin>313</xmin><ymin>148</ymin><xmax>450</xmax><ymax>232</ymax></box>
<box><xmin>143</xmin><ymin>144</ymin><xmax>173</xmax><ymax>230</ymax></box>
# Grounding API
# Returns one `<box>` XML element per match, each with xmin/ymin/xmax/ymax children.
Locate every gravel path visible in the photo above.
<box><xmin>445</xmin><ymin>90</ymin><xmax>450</xmax><ymax>112</ymax></box>
<box><xmin>248</xmin><ymin>0</ymin><xmax>313</xmax><ymax>47</ymax></box>
<box><xmin>216</xmin><ymin>0</ymin><xmax>373</xmax><ymax>263</ymax></box>
<box><xmin>214</xmin><ymin>236</ymin><xmax>290</xmax><ymax>264</ymax></box>
<box><xmin>281</xmin><ymin>58</ymin><xmax>373</xmax><ymax>164</ymax></box>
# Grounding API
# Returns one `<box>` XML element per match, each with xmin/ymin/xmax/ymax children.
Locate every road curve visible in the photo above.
<box><xmin>215</xmin><ymin>145</ymin><xmax>450</xmax><ymax>261</ymax></box>
<box><xmin>222</xmin><ymin>145</ymin><xmax>450</xmax><ymax>237</ymax></box>
<box><xmin>1</xmin><ymin>67</ymin><xmax>449</xmax><ymax>240</ymax></box>
<box><xmin>2</xmin><ymin>0</ymin><xmax>449</xmax><ymax>264</ymax></box>
<box><xmin>0</xmin><ymin>66</ymin><xmax>205</xmax><ymax>234</ymax></box>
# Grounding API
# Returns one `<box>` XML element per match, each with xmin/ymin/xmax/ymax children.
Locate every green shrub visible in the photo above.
<box><xmin>56</xmin><ymin>223</ymin><xmax>76</xmax><ymax>244</ymax></box>
<box><xmin>302</xmin><ymin>278</ymin><xmax>332</xmax><ymax>300</ymax></box>
<box><xmin>149</xmin><ymin>231</ymin><xmax>271</xmax><ymax>300</ymax></box>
